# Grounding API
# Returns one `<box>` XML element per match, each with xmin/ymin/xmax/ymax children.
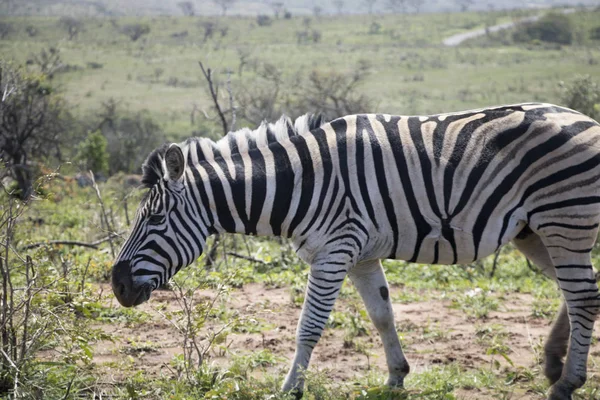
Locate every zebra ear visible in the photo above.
<box><xmin>165</xmin><ymin>144</ymin><xmax>185</xmax><ymax>182</ymax></box>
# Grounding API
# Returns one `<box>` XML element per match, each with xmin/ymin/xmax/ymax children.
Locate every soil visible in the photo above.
<box><xmin>90</xmin><ymin>283</ymin><xmax>600</xmax><ymax>399</ymax></box>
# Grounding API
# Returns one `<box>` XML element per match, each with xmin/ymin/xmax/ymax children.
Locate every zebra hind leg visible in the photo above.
<box><xmin>348</xmin><ymin>259</ymin><xmax>409</xmax><ymax>387</ymax></box>
<box><xmin>538</xmin><ymin>226</ymin><xmax>600</xmax><ymax>399</ymax></box>
<box><xmin>512</xmin><ymin>228</ymin><xmax>569</xmax><ymax>384</ymax></box>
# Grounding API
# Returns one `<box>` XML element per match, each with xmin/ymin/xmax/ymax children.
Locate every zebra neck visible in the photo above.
<box><xmin>199</xmin><ymin>140</ymin><xmax>303</xmax><ymax>239</ymax></box>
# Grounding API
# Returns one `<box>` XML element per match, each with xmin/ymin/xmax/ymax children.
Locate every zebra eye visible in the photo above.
<box><xmin>147</xmin><ymin>214</ymin><xmax>164</xmax><ymax>225</ymax></box>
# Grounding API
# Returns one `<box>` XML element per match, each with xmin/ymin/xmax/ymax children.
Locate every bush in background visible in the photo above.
<box><xmin>560</xmin><ymin>75</ymin><xmax>600</xmax><ymax>121</ymax></box>
<box><xmin>513</xmin><ymin>12</ymin><xmax>573</xmax><ymax>45</ymax></box>
<box><xmin>77</xmin><ymin>130</ymin><xmax>109</xmax><ymax>176</ymax></box>
<box><xmin>94</xmin><ymin>99</ymin><xmax>165</xmax><ymax>175</ymax></box>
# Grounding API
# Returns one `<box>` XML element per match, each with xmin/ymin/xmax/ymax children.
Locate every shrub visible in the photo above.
<box><xmin>77</xmin><ymin>130</ymin><xmax>109</xmax><ymax>176</ymax></box>
<box><xmin>25</xmin><ymin>25</ymin><xmax>38</xmax><ymax>37</ymax></box>
<box><xmin>120</xmin><ymin>23</ymin><xmax>150</xmax><ymax>41</ymax></box>
<box><xmin>0</xmin><ymin>21</ymin><xmax>14</xmax><ymax>39</ymax></box>
<box><xmin>591</xmin><ymin>25</ymin><xmax>600</xmax><ymax>41</ymax></box>
<box><xmin>256</xmin><ymin>15</ymin><xmax>272</xmax><ymax>27</ymax></box>
<box><xmin>559</xmin><ymin>75</ymin><xmax>600</xmax><ymax>121</ymax></box>
<box><xmin>513</xmin><ymin>13</ymin><xmax>573</xmax><ymax>45</ymax></box>
<box><xmin>369</xmin><ymin>22</ymin><xmax>382</xmax><ymax>35</ymax></box>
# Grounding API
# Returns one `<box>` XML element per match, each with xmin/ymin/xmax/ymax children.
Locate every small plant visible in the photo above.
<box><xmin>451</xmin><ymin>288</ymin><xmax>499</xmax><ymax>319</ymax></box>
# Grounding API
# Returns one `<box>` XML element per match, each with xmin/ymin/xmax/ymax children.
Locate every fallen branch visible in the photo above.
<box><xmin>22</xmin><ymin>232</ymin><xmax>125</xmax><ymax>251</ymax></box>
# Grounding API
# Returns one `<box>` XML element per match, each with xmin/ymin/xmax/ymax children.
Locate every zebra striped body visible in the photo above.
<box><xmin>112</xmin><ymin>103</ymin><xmax>600</xmax><ymax>399</ymax></box>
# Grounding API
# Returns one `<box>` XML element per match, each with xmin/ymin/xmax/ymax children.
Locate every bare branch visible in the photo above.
<box><xmin>226</xmin><ymin>252</ymin><xmax>270</xmax><ymax>265</ymax></box>
<box><xmin>21</xmin><ymin>232</ymin><xmax>125</xmax><ymax>251</ymax></box>
<box><xmin>198</xmin><ymin>61</ymin><xmax>229</xmax><ymax>136</ymax></box>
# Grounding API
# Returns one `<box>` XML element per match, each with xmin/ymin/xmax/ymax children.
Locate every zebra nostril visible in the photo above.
<box><xmin>118</xmin><ymin>283</ymin><xmax>126</xmax><ymax>296</ymax></box>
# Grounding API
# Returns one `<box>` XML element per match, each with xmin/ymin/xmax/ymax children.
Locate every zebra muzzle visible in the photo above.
<box><xmin>112</xmin><ymin>260</ymin><xmax>153</xmax><ymax>307</ymax></box>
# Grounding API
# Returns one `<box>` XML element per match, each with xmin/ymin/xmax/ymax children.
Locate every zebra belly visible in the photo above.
<box><xmin>394</xmin><ymin>216</ymin><xmax>526</xmax><ymax>265</ymax></box>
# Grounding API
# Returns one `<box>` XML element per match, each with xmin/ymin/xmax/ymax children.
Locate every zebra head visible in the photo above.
<box><xmin>112</xmin><ymin>143</ymin><xmax>206</xmax><ymax>307</ymax></box>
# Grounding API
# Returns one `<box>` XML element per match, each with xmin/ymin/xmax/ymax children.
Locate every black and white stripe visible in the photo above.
<box><xmin>113</xmin><ymin>103</ymin><xmax>600</xmax><ymax>399</ymax></box>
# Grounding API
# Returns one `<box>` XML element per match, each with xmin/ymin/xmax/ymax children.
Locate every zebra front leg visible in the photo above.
<box><xmin>282</xmin><ymin>265</ymin><xmax>347</xmax><ymax>396</ymax></box>
<box><xmin>349</xmin><ymin>259</ymin><xmax>409</xmax><ymax>387</ymax></box>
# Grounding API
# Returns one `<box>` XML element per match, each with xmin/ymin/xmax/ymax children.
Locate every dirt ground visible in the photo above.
<box><xmin>92</xmin><ymin>283</ymin><xmax>600</xmax><ymax>399</ymax></box>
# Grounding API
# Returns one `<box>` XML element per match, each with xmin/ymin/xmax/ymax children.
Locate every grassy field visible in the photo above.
<box><xmin>2</xmin><ymin>7</ymin><xmax>600</xmax><ymax>400</ymax></box>
<box><xmin>2</xmin><ymin>8</ymin><xmax>600</xmax><ymax>140</ymax></box>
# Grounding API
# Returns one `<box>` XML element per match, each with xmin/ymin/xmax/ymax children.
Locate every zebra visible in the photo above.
<box><xmin>112</xmin><ymin>103</ymin><xmax>600</xmax><ymax>399</ymax></box>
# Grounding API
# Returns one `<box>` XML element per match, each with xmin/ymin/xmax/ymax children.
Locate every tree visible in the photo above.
<box><xmin>270</xmin><ymin>1</ymin><xmax>284</xmax><ymax>18</ymax></box>
<box><xmin>333</xmin><ymin>0</ymin><xmax>345</xmax><ymax>15</ymax></box>
<box><xmin>77</xmin><ymin>130</ymin><xmax>109</xmax><ymax>176</ymax></box>
<box><xmin>591</xmin><ymin>25</ymin><xmax>600</xmax><ymax>40</ymax></box>
<box><xmin>298</xmin><ymin>60</ymin><xmax>375</xmax><ymax>120</ymax></box>
<box><xmin>236</xmin><ymin>60</ymin><xmax>375</xmax><ymax>124</ymax></box>
<box><xmin>29</xmin><ymin>47</ymin><xmax>63</xmax><ymax>79</ymax></box>
<box><xmin>0</xmin><ymin>65</ymin><xmax>72</xmax><ymax>199</ymax></box>
<box><xmin>120</xmin><ymin>23</ymin><xmax>151</xmax><ymax>42</ymax></box>
<box><xmin>214</xmin><ymin>0</ymin><xmax>236</xmax><ymax>16</ymax></box>
<box><xmin>458</xmin><ymin>0</ymin><xmax>473</xmax><ymax>12</ymax></box>
<box><xmin>177</xmin><ymin>1</ymin><xmax>195</xmax><ymax>16</ymax></box>
<box><xmin>407</xmin><ymin>0</ymin><xmax>423</xmax><ymax>13</ymax></box>
<box><xmin>312</xmin><ymin>5</ymin><xmax>322</xmax><ymax>17</ymax></box>
<box><xmin>363</xmin><ymin>0</ymin><xmax>377</xmax><ymax>14</ymax></box>
<box><xmin>386</xmin><ymin>0</ymin><xmax>406</xmax><ymax>14</ymax></box>
<box><xmin>58</xmin><ymin>16</ymin><xmax>84</xmax><ymax>40</ymax></box>
<box><xmin>199</xmin><ymin>21</ymin><xmax>217</xmax><ymax>41</ymax></box>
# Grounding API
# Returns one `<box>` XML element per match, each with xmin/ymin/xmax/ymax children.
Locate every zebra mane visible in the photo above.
<box><xmin>194</xmin><ymin>114</ymin><xmax>324</xmax><ymax>160</ymax></box>
<box><xmin>141</xmin><ymin>114</ymin><xmax>324</xmax><ymax>188</ymax></box>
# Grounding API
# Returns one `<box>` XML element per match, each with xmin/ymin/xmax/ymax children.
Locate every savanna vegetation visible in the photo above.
<box><xmin>2</xmin><ymin>2</ymin><xmax>600</xmax><ymax>399</ymax></box>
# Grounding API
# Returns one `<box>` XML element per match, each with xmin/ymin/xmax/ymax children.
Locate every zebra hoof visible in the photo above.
<box><xmin>385</xmin><ymin>376</ymin><xmax>405</xmax><ymax>388</ymax></box>
<box><xmin>291</xmin><ymin>388</ymin><xmax>304</xmax><ymax>400</ymax></box>
<box><xmin>548</xmin><ymin>382</ymin><xmax>575</xmax><ymax>400</ymax></box>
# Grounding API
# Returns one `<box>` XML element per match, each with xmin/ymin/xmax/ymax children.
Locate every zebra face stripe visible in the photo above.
<box><xmin>112</xmin><ymin>180</ymin><xmax>208</xmax><ymax>307</ymax></box>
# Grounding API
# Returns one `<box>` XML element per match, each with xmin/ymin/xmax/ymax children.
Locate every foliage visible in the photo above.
<box><xmin>559</xmin><ymin>74</ymin><xmax>600</xmax><ymax>120</ymax></box>
<box><xmin>0</xmin><ymin>65</ymin><xmax>75</xmax><ymax>199</ymax></box>
<box><xmin>77</xmin><ymin>130</ymin><xmax>109</xmax><ymax>176</ymax></box>
<box><xmin>0</xmin><ymin>184</ymin><xmax>105</xmax><ymax>397</ymax></box>
<box><xmin>256</xmin><ymin>14</ymin><xmax>273</xmax><ymax>27</ymax></box>
<box><xmin>513</xmin><ymin>12</ymin><xmax>573</xmax><ymax>45</ymax></box>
